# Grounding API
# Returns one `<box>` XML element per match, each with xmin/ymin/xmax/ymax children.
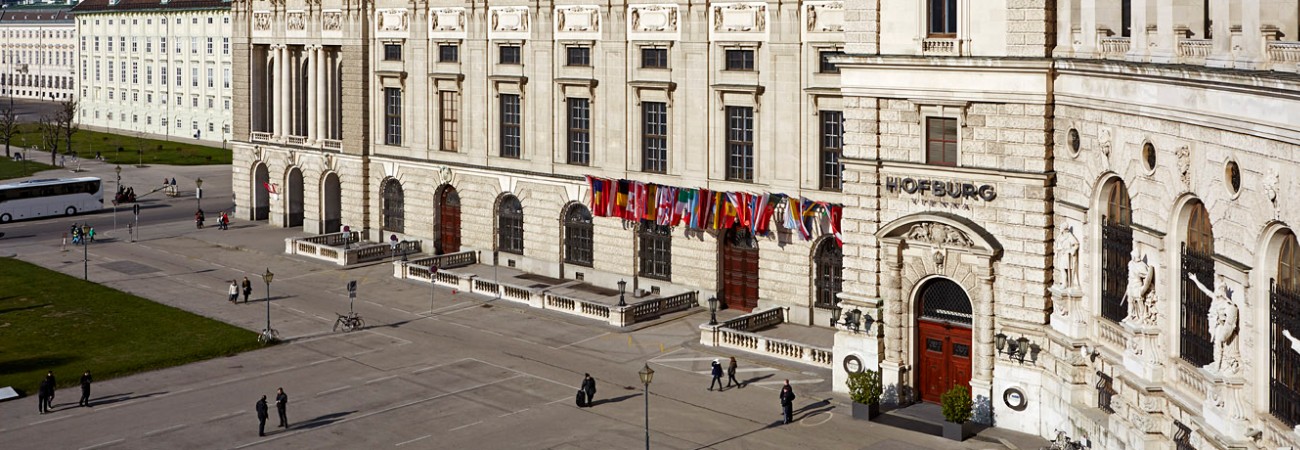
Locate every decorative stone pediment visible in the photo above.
<box><xmin>489</xmin><ymin>6</ymin><xmax>531</xmax><ymax>41</ymax></box>
<box><xmin>802</xmin><ymin>1</ymin><xmax>843</xmax><ymax>41</ymax></box>
<box><xmin>709</xmin><ymin>2</ymin><xmax>769</xmax><ymax>42</ymax></box>
<box><xmin>627</xmin><ymin>4</ymin><xmax>679</xmax><ymax>41</ymax></box>
<box><xmin>878</xmin><ymin>213</ymin><xmax>1001</xmax><ymax>258</ymax></box>
<box><xmin>376</xmin><ymin>8</ymin><xmax>409</xmax><ymax>39</ymax></box>
<box><xmin>429</xmin><ymin>7</ymin><xmax>466</xmax><ymax>39</ymax></box>
<box><xmin>555</xmin><ymin>5</ymin><xmax>601</xmax><ymax>40</ymax></box>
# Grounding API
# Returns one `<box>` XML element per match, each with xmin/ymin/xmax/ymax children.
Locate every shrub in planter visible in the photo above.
<box><xmin>940</xmin><ymin>385</ymin><xmax>974</xmax><ymax>441</ymax></box>
<box><xmin>846</xmin><ymin>370</ymin><xmax>882</xmax><ymax>420</ymax></box>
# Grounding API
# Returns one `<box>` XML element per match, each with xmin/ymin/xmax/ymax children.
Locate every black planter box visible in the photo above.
<box><xmin>850</xmin><ymin>402</ymin><xmax>880</xmax><ymax>420</ymax></box>
<box><xmin>942</xmin><ymin>421</ymin><xmax>973</xmax><ymax>441</ymax></box>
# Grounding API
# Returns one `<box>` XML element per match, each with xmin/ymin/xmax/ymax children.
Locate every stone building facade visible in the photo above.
<box><xmin>832</xmin><ymin>0</ymin><xmax>1300</xmax><ymax>449</ymax></box>
<box><xmin>73</xmin><ymin>0</ymin><xmax>233</xmax><ymax>144</ymax></box>
<box><xmin>0</xmin><ymin>3</ymin><xmax>76</xmax><ymax>101</ymax></box>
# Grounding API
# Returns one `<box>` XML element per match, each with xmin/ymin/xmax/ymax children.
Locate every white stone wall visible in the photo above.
<box><xmin>0</xmin><ymin>11</ymin><xmax>76</xmax><ymax>101</ymax></box>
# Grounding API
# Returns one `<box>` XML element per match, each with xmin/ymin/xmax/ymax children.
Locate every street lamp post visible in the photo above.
<box><xmin>82</xmin><ymin>228</ymin><xmax>89</xmax><ymax>280</ymax></box>
<box><xmin>195</xmin><ymin>177</ymin><xmax>203</xmax><ymax>212</ymax></box>
<box><xmin>708</xmin><ymin>296</ymin><xmax>719</xmax><ymax>325</ymax></box>
<box><xmin>261</xmin><ymin>268</ymin><xmax>275</xmax><ymax>343</ymax></box>
<box><xmin>114</xmin><ymin>165</ymin><xmax>122</xmax><ymax>230</ymax></box>
<box><xmin>618</xmin><ymin>279</ymin><xmax>627</xmax><ymax>307</ymax></box>
<box><xmin>429</xmin><ymin>265</ymin><xmax>439</xmax><ymax>314</ymax></box>
<box><xmin>638</xmin><ymin>363</ymin><xmax>654</xmax><ymax>450</ymax></box>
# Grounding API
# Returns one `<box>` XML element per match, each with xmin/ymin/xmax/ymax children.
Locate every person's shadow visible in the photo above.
<box><xmin>589</xmin><ymin>393</ymin><xmax>640</xmax><ymax>407</ymax></box>
<box><xmin>731</xmin><ymin>373</ymin><xmax>773</xmax><ymax>389</ymax></box>
<box><xmin>284</xmin><ymin>411</ymin><xmax>355</xmax><ymax>431</ymax></box>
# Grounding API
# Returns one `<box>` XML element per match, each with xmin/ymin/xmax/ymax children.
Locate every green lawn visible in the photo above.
<box><xmin>0</xmin><ymin>153</ymin><xmax>55</xmax><ymax>179</ymax></box>
<box><xmin>0</xmin><ymin>258</ymin><xmax>261</xmax><ymax>396</ymax></box>
<box><xmin>10</xmin><ymin>124</ymin><xmax>231</xmax><ymax>166</ymax></box>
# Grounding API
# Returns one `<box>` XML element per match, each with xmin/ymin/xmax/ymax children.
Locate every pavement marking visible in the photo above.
<box><xmin>78</xmin><ymin>438</ymin><xmax>124</xmax><ymax>450</ymax></box>
<box><xmin>448</xmin><ymin>420</ymin><xmax>482</xmax><ymax>432</ymax></box>
<box><xmin>411</xmin><ymin>358</ymin><xmax>474</xmax><ymax>375</ymax></box>
<box><xmin>751</xmin><ymin>379</ymin><xmax>824</xmax><ymax>386</ymax></box>
<box><xmin>364</xmin><ymin>300</ymin><xmax>386</xmax><ymax>308</ymax></box>
<box><xmin>554</xmin><ymin>332</ymin><xmax>610</xmax><ymax>349</ymax></box>
<box><xmin>315</xmin><ymin>385</ymin><xmax>350</xmax><ymax>397</ymax></box>
<box><xmin>692</xmin><ymin>367</ymin><xmax>777</xmax><ymax>375</ymax></box>
<box><xmin>389</xmin><ymin>306</ymin><xmax>412</xmax><ymax>314</ymax></box>
<box><xmin>365</xmin><ymin>375</ymin><xmax>400</xmax><ymax>385</ymax></box>
<box><xmin>800</xmin><ymin>411</ymin><xmax>833</xmax><ymax>426</ymax></box>
<box><xmin>143</xmin><ymin>423</ymin><xmax>188</xmax><ymax>436</ymax></box>
<box><xmin>498</xmin><ymin>408</ymin><xmax>528</xmax><ymax>418</ymax></box>
<box><xmin>468</xmin><ymin>358</ymin><xmax>572</xmax><ymax>390</ymax></box>
<box><xmin>364</xmin><ymin>330</ymin><xmax>413</xmax><ymax>346</ymax></box>
<box><xmin>651</xmin><ymin>356</ymin><xmax>719</xmax><ymax>363</ymax></box>
<box><xmin>285</xmin><ymin>307</ymin><xmax>308</xmax><ymax>315</ymax></box>
<box><xmin>394</xmin><ymin>435</ymin><xmax>431</xmax><ymax>447</ymax></box>
<box><xmin>350</xmin><ymin>348</ymin><xmax>382</xmax><ymax>357</ymax></box>
<box><xmin>207</xmin><ymin>410</ymin><xmax>245</xmax><ymax>422</ymax></box>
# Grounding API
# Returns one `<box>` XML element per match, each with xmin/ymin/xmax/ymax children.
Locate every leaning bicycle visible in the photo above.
<box><xmin>334</xmin><ymin>312</ymin><xmax>365</xmax><ymax>332</ymax></box>
<box><xmin>258</xmin><ymin>328</ymin><xmax>281</xmax><ymax>345</ymax></box>
<box><xmin>1041</xmin><ymin>430</ymin><xmax>1086</xmax><ymax>450</ymax></box>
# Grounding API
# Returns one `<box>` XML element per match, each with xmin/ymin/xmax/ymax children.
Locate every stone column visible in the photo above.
<box><xmin>1128</xmin><ymin>0</ymin><xmax>1151</xmax><ymax>61</ymax></box>
<box><xmin>1237</xmin><ymin>0</ymin><xmax>1263</xmax><ymax>68</ymax></box>
<box><xmin>1150</xmin><ymin>0</ymin><xmax>1176</xmax><ymax>63</ymax></box>
<box><xmin>279</xmin><ymin>45</ymin><xmax>290</xmax><ymax>138</ymax></box>
<box><xmin>1055</xmin><ymin>0</ymin><xmax>1075</xmax><ymax>57</ymax></box>
<box><xmin>879</xmin><ymin>253</ymin><xmax>907</xmax><ymax>405</ymax></box>
<box><xmin>269</xmin><ymin>47</ymin><xmax>280</xmax><ymax>136</ymax></box>
<box><xmin>1079</xmin><ymin>0</ymin><xmax>1098</xmax><ymax>55</ymax></box>
<box><xmin>306</xmin><ymin>46</ymin><xmax>317</xmax><ymax>143</ymax></box>
<box><xmin>315</xmin><ymin>46</ymin><xmax>326</xmax><ymax>143</ymax></box>
<box><xmin>970</xmin><ymin>266</ymin><xmax>996</xmax><ymax>425</ymax></box>
<box><xmin>1208</xmin><ymin>0</ymin><xmax>1232</xmax><ymax>65</ymax></box>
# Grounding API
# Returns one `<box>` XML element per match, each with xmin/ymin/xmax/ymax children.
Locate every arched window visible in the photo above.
<box><xmin>564</xmin><ymin>205</ymin><xmax>594</xmax><ymax>267</ymax></box>
<box><xmin>813</xmin><ymin>239</ymin><xmax>843</xmax><ymax>309</ymax></box>
<box><xmin>1101</xmin><ymin>181</ymin><xmax>1133</xmax><ymax>322</ymax></box>
<box><xmin>381</xmin><ymin>178</ymin><xmax>404</xmax><ymax>233</ymax></box>
<box><xmin>1179</xmin><ymin>202</ymin><xmax>1214</xmax><ymax>367</ymax></box>
<box><xmin>1271</xmin><ymin>232</ymin><xmax>1300</xmax><ymax>426</ymax></box>
<box><xmin>498</xmin><ymin>195</ymin><xmax>524</xmax><ymax>254</ymax></box>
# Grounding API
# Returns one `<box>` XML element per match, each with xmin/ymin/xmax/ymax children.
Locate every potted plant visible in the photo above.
<box><xmin>940</xmin><ymin>385</ymin><xmax>974</xmax><ymax>441</ymax></box>
<box><xmin>846</xmin><ymin>370</ymin><xmax>882</xmax><ymax>420</ymax></box>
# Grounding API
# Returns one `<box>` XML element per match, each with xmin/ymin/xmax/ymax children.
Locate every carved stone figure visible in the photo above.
<box><xmin>254</xmin><ymin>12</ymin><xmax>272</xmax><ymax>31</ymax></box>
<box><xmin>1121</xmin><ymin>249</ymin><xmax>1155</xmax><ymax>326</ymax></box>
<box><xmin>1057</xmin><ymin>225</ymin><xmax>1080</xmax><ymax>289</ymax></box>
<box><xmin>903</xmin><ymin>223</ymin><xmax>974</xmax><ymax>248</ymax></box>
<box><xmin>1188</xmin><ymin>273</ymin><xmax>1240</xmax><ymax>376</ymax></box>
<box><xmin>322</xmin><ymin>11</ymin><xmax>342</xmax><ymax>31</ymax></box>
<box><xmin>286</xmin><ymin>12</ymin><xmax>305</xmax><ymax>31</ymax></box>
<box><xmin>906</xmin><ymin>224</ymin><xmax>931</xmax><ymax>242</ymax></box>
<box><xmin>1176</xmin><ymin>146</ymin><xmax>1192</xmax><ymax>186</ymax></box>
<box><xmin>1098</xmin><ymin>129</ymin><xmax>1112</xmax><ymax>156</ymax></box>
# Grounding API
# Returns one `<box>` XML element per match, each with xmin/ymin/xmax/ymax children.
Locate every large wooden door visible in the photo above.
<box><xmin>918</xmin><ymin>320</ymin><xmax>972</xmax><ymax>403</ymax></box>
<box><xmin>720</xmin><ymin>227</ymin><xmax>759</xmax><ymax>311</ymax></box>
<box><xmin>437</xmin><ymin>187</ymin><xmax>461</xmax><ymax>254</ymax></box>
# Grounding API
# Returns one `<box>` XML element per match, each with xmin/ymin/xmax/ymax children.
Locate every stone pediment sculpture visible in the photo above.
<box><xmin>1176</xmin><ymin>146</ymin><xmax>1191</xmax><ymax>186</ymax></box>
<box><xmin>1188</xmin><ymin>273</ymin><xmax>1241</xmax><ymax>376</ymax></box>
<box><xmin>1056</xmin><ymin>225</ymin><xmax>1080</xmax><ymax>290</ymax></box>
<box><xmin>1121</xmin><ymin>249</ymin><xmax>1157</xmax><ymax>327</ymax></box>
<box><xmin>905</xmin><ymin>222</ymin><xmax>974</xmax><ymax>248</ymax></box>
<box><xmin>804</xmin><ymin>1</ymin><xmax>844</xmax><ymax>32</ymax></box>
<box><xmin>1098</xmin><ymin>129</ymin><xmax>1112</xmax><ymax>156</ymax></box>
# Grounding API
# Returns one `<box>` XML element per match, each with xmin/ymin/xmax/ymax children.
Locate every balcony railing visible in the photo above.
<box><xmin>286</xmin><ymin>135</ymin><xmax>307</xmax><ymax>146</ymax></box>
<box><xmin>921</xmin><ymin>38</ymin><xmax>958</xmax><ymax>56</ymax></box>
<box><xmin>1099</xmin><ymin>37</ymin><xmax>1131</xmax><ymax>58</ymax></box>
<box><xmin>322</xmin><ymin>139</ymin><xmax>343</xmax><ymax>151</ymax></box>
<box><xmin>250</xmin><ymin>131</ymin><xmax>272</xmax><ymax>143</ymax></box>
<box><xmin>1177</xmin><ymin>39</ymin><xmax>1212</xmax><ymax>59</ymax></box>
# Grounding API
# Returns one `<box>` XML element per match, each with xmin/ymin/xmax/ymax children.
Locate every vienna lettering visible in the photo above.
<box><xmin>884</xmin><ymin>176</ymin><xmax>997</xmax><ymax>201</ymax></box>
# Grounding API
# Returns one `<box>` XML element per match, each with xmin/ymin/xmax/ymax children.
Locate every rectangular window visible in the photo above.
<box><xmin>818</xmin><ymin>51</ymin><xmax>844</xmax><ymax>74</ymax></box>
<box><xmin>161</xmin><ymin>37</ymin><xmax>167</xmax><ymax>53</ymax></box>
<box><xmin>191</xmin><ymin>37</ymin><xmax>198</xmax><ymax>54</ymax></box>
<box><xmin>207</xmin><ymin>68</ymin><xmax>214</xmax><ymax>88</ymax></box>
<box><xmin>222</xmin><ymin>38</ymin><xmax>230</xmax><ymax>55</ymax></box>
<box><xmin>820</xmin><ymin>111</ymin><xmax>844</xmax><ymax>191</ymax></box>
<box><xmin>438</xmin><ymin>44</ymin><xmax>459</xmax><ymax>62</ymax></box>
<box><xmin>191</xmin><ymin>67</ymin><xmax>199</xmax><ymax>87</ymax></box>
<box><xmin>192</xmin><ymin>96</ymin><xmax>198</xmax><ymax>107</ymax></box>
<box><xmin>639</xmin><ymin>224</ymin><xmax>672</xmax><ymax>281</ymax></box>
<box><xmin>1096</xmin><ymin>372</ymin><xmax>1116</xmax><ymax>414</ymax></box>
<box><xmin>725</xmin><ymin>49</ymin><xmax>754</xmax><ymax>71</ymax></box>
<box><xmin>206</xmin><ymin>38</ymin><xmax>213</xmax><ymax>54</ymax></box>
<box><xmin>146</xmin><ymin>38</ymin><xmax>152</xmax><ymax>53</ymax></box>
<box><xmin>176</xmin><ymin>67</ymin><xmax>182</xmax><ymax>86</ymax></box>
<box><xmin>641</xmin><ymin>47</ymin><xmax>668</xmax><ymax>69</ymax></box>
<box><xmin>928</xmin><ymin>0</ymin><xmax>958</xmax><ymax>36</ymax></box>
<box><xmin>383</xmin><ymin>44</ymin><xmax>401</xmax><ymax>61</ymax></box>
<box><xmin>725</xmin><ymin>106</ymin><xmax>755</xmax><ymax>182</ymax></box>
<box><xmin>566</xmin><ymin>47</ymin><xmax>591</xmax><ymax>66</ymax></box>
<box><xmin>925</xmin><ymin>117</ymin><xmax>958</xmax><ymax>166</ymax></box>
<box><xmin>108</xmin><ymin>61</ymin><xmax>114</xmax><ymax>81</ymax></box>
<box><xmin>384</xmin><ymin>87</ymin><xmax>402</xmax><ymax>146</ymax></box>
<box><xmin>499</xmin><ymin>45</ymin><xmax>521</xmax><ymax>65</ymax></box>
<box><xmin>499</xmin><ymin>94</ymin><xmax>522</xmax><ymax>158</ymax></box>
<box><xmin>131</xmin><ymin>38</ymin><xmax>137</xmax><ymax>53</ymax></box>
<box><xmin>223</xmin><ymin>68</ymin><xmax>230</xmax><ymax>88</ymax></box>
<box><xmin>642</xmin><ymin>102</ymin><xmax>668</xmax><ymax>173</ymax></box>
<box><xmin>107</xmin><ymin>37</ymin><xmax>112</xmax><ymax>52</ymax></box>
<box><xmin>439</xmin><ymin>91</ymin><xmax>460</xmax><ymax>151</ymax></box>
<box><xmin>132</xmin><ymin>62</ymin><xmax>138</xmax><ymax>84</ymax></box>
<box><xmin>567</xmin><ymin>98</ymin><xmax>591</xmax><ymax>165</ymax></box>
<box><xmin>161</xmin><ymin>65</ymin><xmax>167</xmax><ymax>85</ymax></box>
<box><xmin>146</xmin><ymin>65</ymin><xmax>153</xmax><ymax>84</ymax></box>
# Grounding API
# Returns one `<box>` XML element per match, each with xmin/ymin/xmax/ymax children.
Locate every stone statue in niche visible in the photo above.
<box><xmin>1056</xmin><ymin>225</ymin><xmax>1080</xmax><ymax>289</ymax></box>
<box><xmin>1121</xmin><ymin>249</ymin><xmax>1155</xmax><ymax>326</ymax></box>
<box><xmin>1188</xmin><ymin>273</ymin><xmax>1241</xmax><ymax>376</ymax></box>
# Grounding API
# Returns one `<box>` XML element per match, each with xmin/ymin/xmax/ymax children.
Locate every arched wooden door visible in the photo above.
<box><xmin>436</xmin><ymin>186</ymin><xmax>461</xmax><ymax>254</ymax></box>
<box><xmin>287</xmin><ymin>168</ymin><xmax>304</xmax><ymax>228</ymax></box>
<box><xmin>916</xmin><ymin>278</ymin><xmax>973</xmax><ymax>404</ymax></box>
<box><xmin>720</xmin><ymin>226</ymin><xmax>759</xmax><ymax>312</ymax></box>
<box><xmin>253</xmin><ymin>163</ymin><xmax>269</xmax><ymax>221</ymax></box>
<box><xmin>321</xmin><ymin>172</ymin><xmax>341</xmax><ymax>233</ymax></box>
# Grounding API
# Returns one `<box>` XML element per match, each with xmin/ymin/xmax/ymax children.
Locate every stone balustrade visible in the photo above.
<box><xmin>250</xmin><ymin>131</ymin><xmax>272</xmax><ymax>143</ymax></box>
<box><xmin>321</xmin><ymin>139</ymin><xmax>343</xmax><ymax>151</ymax></box>
<box><xmin>700</xmin><ymin>307</ymin><xmax>833</xmax><ymax>369</ymax></box>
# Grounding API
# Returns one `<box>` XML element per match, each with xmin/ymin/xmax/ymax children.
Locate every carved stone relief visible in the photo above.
<box><xmin>1176</xmin><ymin>146</ymin><xmax>1192</xmax><ymax>186</ymax></box>
<box><xmin>710</xmin><ymin>2</ymin><xmax>768</xmax><ymax>41</ymax></box>
<box><xmin>253</xmin><ymin>11</ymin><xmax>272</xmax><ymax>32</ymax></box>
<box><xmin>322</xmin><ymin>11</ymin><xmax>342</xmax><ymax>32</ymax></box>
<box><xmin>804</xmin><ymin>1</ymin><xmax>844</xmax><ymax>32</ymax></box>
<box><xmin>556</xmin><ymin>5</ymin><xmax>600</xmax><ymax>33</ymax></box>
<box><xmin>489</xmin><ymin>6</ymin><xmax>531</xmax><ymax>40</ymax></box>
<box><xmin>376</xmin><ymin>9</ymin><xmax>408</xmax><ymax>33</ymax></box>
<box><xmin>429</xmin><ymin>7</ymin><xmax>465</xmax><ymax>32</ymax></box>
<box><xmin>904</xmin><ymin>222</ymin><xmax>975</xmax><ymax>248</ymax></box>
<box><xmin>1263</xmin><ymin>169</ymin><xmax>1280</xmax><ymax>218</ymax></box>
<box><xmin>629</xmin><ymin>4</ymin><xmax>678</xmax><ymax>34</ymax></box>
<box><xmin>1098</xmin><ymin>129</ymin><xmax>1112</xmax><ymax>156</ymax></box>
<box><xmin>286</xmin><ymin>11</ymin><xmax>306</xmax><ymax>31</ymax></box>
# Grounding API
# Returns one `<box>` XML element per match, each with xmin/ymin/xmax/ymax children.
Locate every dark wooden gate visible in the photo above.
<box><xmin>720</xmin><ymin>226</ymin><xmax>759</xmax><ymax>312</ymax></box>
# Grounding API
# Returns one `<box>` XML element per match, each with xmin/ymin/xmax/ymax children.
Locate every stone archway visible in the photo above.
<box><xmin>915</xmin><ymin>277</ymin><xmax>974</xmax><ymax>404</ymax></box>
<box><xmin>321</xmin><ymin>172</ymin><xmax>341</xmax><ymax>233</ymax></box>
<box><xmin>286</xmin><ymin>167</ymin><xmax>304</xmax><ymax>228</ymax></box>
<box><xmin>252</xmin><ymin>163</ymin><xmax>270</xmax><ymax>221</ymax></box>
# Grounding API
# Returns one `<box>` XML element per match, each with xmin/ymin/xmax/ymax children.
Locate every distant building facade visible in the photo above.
<box><xmin>73</xmin><ymin>0</ymin><xmax>232</xmax><ymax>144</ymax></box>
<box><xmin>0</xmin><ymin>3</ymin><xmax>76</xmax><ymax>101</ymax></box>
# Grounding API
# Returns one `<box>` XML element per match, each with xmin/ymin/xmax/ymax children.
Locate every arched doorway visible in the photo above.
<box><xmin>322</xmin><ymin>172</ymin><xmax>341</xmax><ymax>233</ymax></box>
<box><xmin>916</xmin><ymin>277</ymin><xmax>973</xmax><ymax>404</ymax></box>
<box><xmin>286</xmin><ymin>167</ymin><xmax>304</xmax><ymax>228</ymax></box>
<box><xmin>436</xmin><ymin>185</ymin><xmax>461</xmax><ymax>253</ymax></box>
<box><xmin>252</xmin><ymin>163</ymin><xmax>269</xmax><ymax>221</ymax></box>
<box><xmin>720</xmin><ymin>225</ymin><xmax>759</xmax><ymax>311</ymax></box>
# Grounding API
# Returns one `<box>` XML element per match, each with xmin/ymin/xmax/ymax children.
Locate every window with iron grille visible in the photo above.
<box><xmin>926</xmin><ymin>117</ymin><xmax>958</xmax><ymax>166</ymax></box>
<box><xmin>928</xmin><ymin>0</ymin><xmax>957</xmax><ymax>37</ymax></box>
<box><xmin>439</xmin><ymin>91</ymin><xmax>459</xmax><ymax>151</ymax></box>
<box><xmin>1173</xmin><ymin>421</ymin><xmax>1194</xmax><ymax>450</ymax></box>
<box><xmin>498</xmin><ymin>196</ymin><xmax>524</xmax><ymax>255</ymax></box>
<box><xmin>639</xmin><ymin>223</ymin><xmax>672</xmax><ymax>281</ymax></box>
<box><xmin>384</xmin><ymin>88</ymin><xmax>402</xmax><ymax>146</ymax></box>
<box><xmin>725</xmin><ymin>49</ymin><xmax>754</xmax><ymax>71</ymax></box>
<box><xmin>381</xmin><ymin>179</ymin><xmax>404</xmax><ymax>233</ymax></box>
<box><xmin>499</xmin><ymin>45</ymin><xmax>521</xmax><ymax>65</ymax></box>
<box><xmin>566</xmin><ymin>46</ymin><xmax>590</xmax><ymax>66</ymax></box>
<box><xmin>642</xmin><ymin>102</ymin><xmax>668</xmax><ymax>173</ymax></box>
<box><xmin>438</xmin><ymin>44</ymin><xmax>458</xmax><ymax>63</ymax></box>
<box><xmin>500</xmin><ymin>94</ymin><xmax>521</xmax><ymax>158</ymax></box>
<box><xmin>725</xmin><ymin>106</ymin><xmax>754</xmax><ymax>182</ymax></box>
<box><xmin>1096</xmin><ymin>372</ymin><xmax>1115</xmax><ymax>413</ymax></box>
<box><xmin>641</xmin><ymin>47</ymin><xmax>668</xmax><ymax>69</ymax></box>
<box><xmin>819</xmin><ymin>111</ymin><xmax>843</xmax><ymax>191</ymax></box>
<box><xmin>813</xmin><ymin>239</ymin><xmax>843</xmax><ymax>309</ymax></box>
<box><xmin>1272</xmin><ymin>233</ymin><xmax>1300</xmax><ymax>427</ymax></box>
<box><xmin>564</xmin><ymin>206</ymin><xmax>594</xmax><ymax>267</ymax></box>
<box><xmin>818</xmin><ymin>51</ymin><xmax>844</xmax><ymax>74</ymax></box>
<box><xmin>1102</xmin><ymin>181</ymin><xmax>1133</xmax><ymax>323</ymax></box>
<box><xmin>383</xmin><ymin>44</ymin><xmax>402</xmax><ymax>61</ymax></box>
<box><xmin>567</xmin><ymin>98</ymin><xmax>590</xmax><ymax>165</ymax></box>
<box><xmin>1180</xmin><ymin>203</ymin><xmax>1215</xmax><ymax>367</ymax></box>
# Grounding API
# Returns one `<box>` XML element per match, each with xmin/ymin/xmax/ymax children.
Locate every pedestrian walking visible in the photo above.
<box><xmin>242</xmin><ymin>277</ymin><xmax>253</xmax><ymax>303</ymax></box>
<box><xmin>780</xmin><ymin>380</ymin><xmax>796</xmax><ymax>424</ymax></box>
<box><xmin>228</xmin><ymin>280</ymin><xmax>240</xmax><ymax>303</ymax></box>
<box><xmin>87</xmin><ymin>226</ymin><xmax>95</xmax><ymax>242</ymax></box>
<box><xmin>275</xmin><ymin>388</ymin><xmax>289</xmax><ymax>428</ymax></box>
<box><xmin>708</xmin><ymin>359</ymin><xmax>724</xmax><ymax>391</ymax></box>
<box><xmin>79</xmin><ymin>370</ymin><xmax>92</xmax><ymax>407</ymax></box>
<box><xmin>581</xmin><ymin>374</ymin><xmax>597</xmax><ymax>407</ymax></box>
<box><xmin>37</xmin><ymin>376</ymin><xmax>52</xmax><ymax>414</ymax></box>
<box><xmin>255</xmin><ymin>395</ymin><xmax>269</xmax><ymax>436</ymax></box>
<box><xmin>726</xmin><ymin>356</ymin><xmax>741</xmax><ymax>388</ymax></box>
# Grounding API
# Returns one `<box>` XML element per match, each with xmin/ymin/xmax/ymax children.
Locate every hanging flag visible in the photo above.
<box><xmin>657</xmin><ymin>187</ymin><xmax>675</xmax><ymax>226</ymax></box>
<box><xmin>751</xmin><ymin>193</ymin><xmax>771</xmax><ymax>235</ymax></box>
<box><xmin>828</xmin><ymin>204</ymin><xmax>844</xmax><ymax>246</ymax></box>
<box><xmin>587</xmin><ymin>176</ymin><xmax>605</xmax><ymax>217</ymax></box>
<box><xmin>643</xmin><ymin>184</ymin><xmax>658</xmax><ymax>222</ymax></box>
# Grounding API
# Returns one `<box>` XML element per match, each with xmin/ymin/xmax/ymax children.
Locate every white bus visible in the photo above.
<box><xmin>0</xmin><ymin>177</ymin><xmax>104</xmax><ymax>223</ymax></box>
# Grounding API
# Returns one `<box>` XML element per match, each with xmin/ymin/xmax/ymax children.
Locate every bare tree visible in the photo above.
<box><xmin>57</xmin><ymin>97</ymin><xmax>79</xmax><ymax>158</ymax></box>
<box><xmin>0</xmin><ymin>105</ymin><xmax>15</xmax><ymax>159</ymax></box>
<box><xmin>39</xmin><ymin>114</ymin><xmax>60</xmax><ymax>165</ymax></box>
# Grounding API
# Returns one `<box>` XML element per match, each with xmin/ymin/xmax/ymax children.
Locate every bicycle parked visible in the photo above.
<box><xmin>334</xmin><ymin>311</ymin><xmax>364</xmax><ymax>332</ymax></box>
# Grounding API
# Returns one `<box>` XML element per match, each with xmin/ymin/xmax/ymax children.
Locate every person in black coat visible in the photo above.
<box><xmin>779</xmin><ymin>380</ymin><xmax>797</xmax><ymax>424</ymax></box>
<box><xmin>255</xmin><ymin>395</ymin><xmax>269</xmax><ymax>436</ymax></box>
<box><xmin>708</xmin><ymin>359</ymin><xmax>724</xmax><ymax>391</ymax></box>
<box><xmin>580</xmin><ymin>374</ymin><xmax>597</xmax><ymax>407</ymax></box>
<box><xmin>37</xmin><ymin>377</ymin><xmax>53</xmax><ymax>414</ymax></box>
<box><xmin>275</xmin><ymin>388</ymin><xmax>289</xmax><ymax>428</ymax></box>
<box><xmin>79</xmin><ymin>371</ymin><xmax>92</xmax><ymax>407</ymax></box>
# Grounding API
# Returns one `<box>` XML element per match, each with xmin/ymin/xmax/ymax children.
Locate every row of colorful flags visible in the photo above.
<box><xmin>585</xmin><ymin>176</ymin><xmax>844</xmax><ymax>246</ymax></box>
